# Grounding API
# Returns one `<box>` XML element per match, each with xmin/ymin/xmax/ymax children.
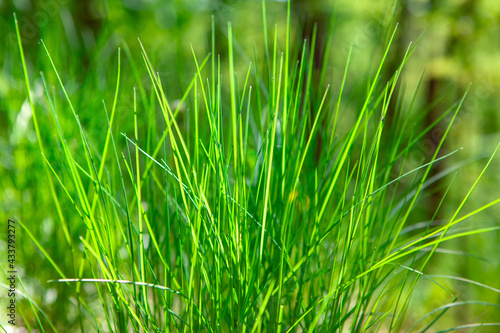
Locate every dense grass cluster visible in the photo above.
<box><xmin>5</xmin><ymin>1</ymin><xmax>500</xmax><ymax>332</ymax></box>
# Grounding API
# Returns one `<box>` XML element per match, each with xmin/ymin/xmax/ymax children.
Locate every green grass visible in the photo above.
<box><xmin>5</xmin><ymin>2</ymin><xmax>500</xmax><ymax>332</ymax></box>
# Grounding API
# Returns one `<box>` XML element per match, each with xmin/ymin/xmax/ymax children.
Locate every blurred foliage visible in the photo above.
<box><xmin>1</xmin><ymin>0</ymin><xmax>499</xmax><ymax>330</ymax></box>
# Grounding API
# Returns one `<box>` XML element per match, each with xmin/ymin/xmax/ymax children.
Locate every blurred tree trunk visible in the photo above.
<box><xmin>424</xmin><ymin>0</ymin><xmax>476</xmax><ymax>222</ymax></box>
<box><xmin>293</xmin><ymin>0</ymin><xmax>332</xmax><ymax>166</ymax></box>
<box><xmin>384</xmin><ymin>2</ymin><xmax>410</xmax><ymax>131</ymax></box>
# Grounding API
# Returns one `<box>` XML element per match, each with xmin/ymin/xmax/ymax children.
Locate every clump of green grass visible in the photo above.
<box><xmin>10</xmin><ymin>1</ymin><xmax>500</xmax><ymax>332</ymax></box>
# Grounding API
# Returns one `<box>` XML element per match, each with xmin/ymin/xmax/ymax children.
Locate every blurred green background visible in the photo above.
<box><xmin>1</xmin><ymin>0</ymin><xmax>499</xmax><ymax>330</ymax></box>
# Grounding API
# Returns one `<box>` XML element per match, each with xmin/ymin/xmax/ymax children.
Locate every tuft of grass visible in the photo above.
<box><xmin>9</xmin><ymin>2</ymin><xmax>500</xmax><ymax>332</ymax></box>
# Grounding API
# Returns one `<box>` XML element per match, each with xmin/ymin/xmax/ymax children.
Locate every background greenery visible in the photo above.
<box><xmin>1</xmin><ymin>0</ymin><xmax>500</xmax><ymax>331</ymax></box>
